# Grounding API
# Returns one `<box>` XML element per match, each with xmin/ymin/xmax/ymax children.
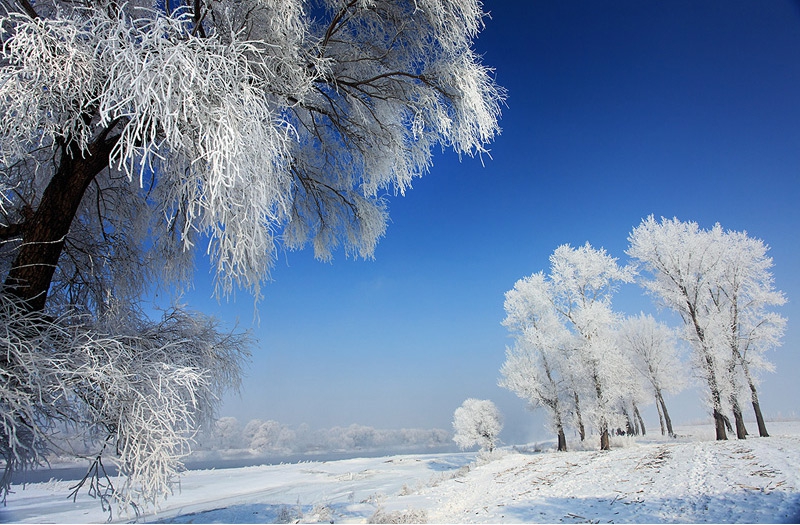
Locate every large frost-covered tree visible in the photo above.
<box><xmin>628</xmin><ymin>217</ymin><xmax>729</xmax><ymax>440</ymax></box>
<box><xmin>500</xmin><ymin>243</ymin><xmax>633</xmax><ymax>451</ymax></box>
<box><xmin>548</xmin><ymin>243</ymin><xmax>633</xmax><ymax>450</ymax></box>
<box><xmin>0</xmin><ymin>0</ymin><xmax>503</xmax><ymax>509</ymax></box>
<box><xmin>628</xmin><ymin>216</ymin><xmax>785</xmax><ymax>441</ymax></box>
<box><xmin>707</xmin><ymin>227</ymin><xmax>786</xmax><ymax>438</ymax></box>
<box><xmin>500</xmin><ymin>273</ymin><xmax>573</xmax><ymax>451</ymax></box>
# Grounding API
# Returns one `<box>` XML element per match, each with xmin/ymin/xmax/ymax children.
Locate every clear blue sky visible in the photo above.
<box><xmin>185</xmin><ymin>0</ymin><xmax>800</xmax><ymax>444</ymax></box>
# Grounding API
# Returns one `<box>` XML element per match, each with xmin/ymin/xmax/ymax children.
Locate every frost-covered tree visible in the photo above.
<box><xmin>560</xmin><ymin>345</ymin><xmax>589</xmax><ymax>442</ymax></box>
<box><xmin>500</xmin><ymin>273</ymin><xmax>573</xmax><ymax>451</ymax></box>
<box><xmin>0</xmin><ymin>302</ymin><xmax>248</xmax><ymax>511</ymax></box>
<box><xmin>614</xmin><ymin>361</ymin><xmax>649</xmax><ymax>437</ymax></box>
<box><xmin>344</xmin><ymin>424</ymin><xmax>377</xmax><ymax>449</ymax></box>
<box><xmin>629</xmin><ymin>217</ymin><xmax>787</xmax><ymax>441</ymax></box>
<box><xmin>617</xmin><ymin>313</ymin><xmax>686</xmax><ymax>437</ymax></box>
<box><xmin>629</xmin><ymin>217</ymin><xmax>730</xmax><ymax>440</ymax></box>
<box><xmin>0</xmin><ymin>0</ymin><xmax>503</xmax><ymax>508</ymax></box>
<box><xmin>500</xmin><ymin>244</ymin><xmax>633</xmax><ymax>451</ymax></box>
<box><xmin>452</xmin><ymin>398</ymin><xmax>502</xmax><ymax>452</ymax></box>
<box><xmin>547</xmin><ymin>243</ymin><xmax>633</xmax><ymax>450</ymax></box>
<box><xmin>707</xmin><ymin>228</ymin><xmax>786</xmax><ymax>438</ymax></box>
<box><xmin>211</xmin><ymin>416</ymin><xmax>243</xmax><ymax>450</ymax></box>
<box><xmin>249</xmin><ymin>420</ymin><xmax>296</xmax><ymax>454</ymax></box>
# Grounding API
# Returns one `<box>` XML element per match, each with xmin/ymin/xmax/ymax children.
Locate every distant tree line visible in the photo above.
<box><xmin>190</xmin><ymin>418</ymin><xmax>452</xmax><ymax>455</ymax></box>
<box><xmin>500</xmin><ymin>216</ymin><xmax>786</xmax><ymax>451</ymax></box>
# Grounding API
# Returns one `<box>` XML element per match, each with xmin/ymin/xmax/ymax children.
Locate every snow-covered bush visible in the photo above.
<box><xmin>452</xmin><ymin>399</ymin><xmax>503</xmax><ymax>452</ymax></box>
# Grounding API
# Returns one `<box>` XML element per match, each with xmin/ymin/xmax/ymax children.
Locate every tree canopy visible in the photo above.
<box><xmin>0</xmin><ymin>0</ymin><xmax>504</xmax><ymax>308</ymax></box>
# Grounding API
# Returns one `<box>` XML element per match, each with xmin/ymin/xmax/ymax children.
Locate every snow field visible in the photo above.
<box><xmin>385</xmin><ymin>424</ymin><xmax>800</xmax><ymax>523</ymax></box>
<box><xmin>1</xmin><ymin>422</ymin><xmax>799</xmax><ymax>523</ymax></box>
<box><xmin>0</xmin><ymin>453</ymin><xmax>476</xmax><ymax>523</ymax></box>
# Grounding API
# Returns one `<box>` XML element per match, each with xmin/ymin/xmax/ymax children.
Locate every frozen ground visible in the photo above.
<box><xmin>1</xmin><ymin>421</ymin><xmax>799</xmax><ymax>523</ymax></box>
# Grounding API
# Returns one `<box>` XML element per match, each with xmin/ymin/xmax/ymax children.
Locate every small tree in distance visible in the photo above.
<box><xmin>452</xmin><ymin>398</ymin><xmax>503</xmax><ymax>452</ymax></box>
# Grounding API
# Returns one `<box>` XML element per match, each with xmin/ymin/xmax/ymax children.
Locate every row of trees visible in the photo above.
<box><xmin>195</xmin><ymin>418</ymin><xmax>451</xmax><ymax>455</ymax></box>
<box><xmin>0</xmin><ymin>0</ymin><xmax>502</xmax><ymax>511</ymax></box>
<box><xmin>500</xmin><ymin>216</ymin><xmax>786</xmax><ymax>451</ymax></box>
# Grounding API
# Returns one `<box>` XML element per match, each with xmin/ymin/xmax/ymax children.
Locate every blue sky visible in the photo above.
<box><xmin>186</xmin><ymin>0</ymin><xmax>800</xmax><ymax>444</ymax></box>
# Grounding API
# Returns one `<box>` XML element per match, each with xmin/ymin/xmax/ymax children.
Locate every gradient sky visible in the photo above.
<box><xmin>183</xmin><ymin>0</ymin><xmax>800</xmax><ymax>445</ymax></box>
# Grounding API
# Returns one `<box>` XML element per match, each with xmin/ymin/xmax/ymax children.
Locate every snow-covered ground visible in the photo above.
<box><xmin>2</xmin><ymin>421</ymin><xmax>799</xmax><ymax>523</ymax></box>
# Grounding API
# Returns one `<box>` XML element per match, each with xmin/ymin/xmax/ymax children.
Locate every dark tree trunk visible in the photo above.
<box><xmin>744</xmin><ymin>366</ymin><xmax>769</xmax><ymax>437</ymax></box>
<box><xmin>557</xmin><ymin>426</ymin><xmax>567</xmax><ymax>452</ymax></box>
<box><xmin>655</xmin><ymin>393</ymin><xmax>666</xmax><ymax>436</ymax></box>
<box><xmin>686</xmin><ymin>301</ymin><xmax>727</xmax><ymax>441</ymax></box>
<box><xmin>752</xmin><ymin>398</ymin><xmax>769</xmax><ymax>438</ymax></box>
<box><xmin>713</xmin><ymin>408</ymin><xmax>728</xmax><ymax>441</ymax></box>
<box><xmin>622</xmin><ymin>406</ymin><xmax>633</xmax><ymax>436</ymax></box>
<box><xmin>573</xmin><ymin>391</ymin><xmax>585</xmax><ymax>441</ymax></box>
<box><xmin>657</xmin><ymin>390</ymin><xmax>675</xmax><ymax>438</ymax></box>
<box><xmin>545</xmin><ymin>357</ymin><xmax>568</xmax><ymax>451</ymax></box>
<box><xmin>3</xmin><ymin>132</ymin><xmax>117</xmax><ymax>311</ymax></box>
<box><xmin>731</xmin><ymin>395</ymin><xmax>748</xmax><ymax>440</ymax></box>
<box><xmin>722</xmin><ymin>412</ymin><xmax>734</xmax><ymax>437</ymax></box>
<box><xmin>600</xmin><ymin>427</ymin><xmax>610</xmax><ymax>451</ymax></box>
<box><xmin>593</xmin><ymin>374</ymin><xmax>610</xmax><ymax>451</ymax></box>
<box><xmin>707</xmin><ymin>378</ymin><xmax>727</xmax><ymax>440</ymax></box>
<box><xmin>634</xmin><ymin>403</ymin><xmax>645</xmax><ymax>436</ymax></box>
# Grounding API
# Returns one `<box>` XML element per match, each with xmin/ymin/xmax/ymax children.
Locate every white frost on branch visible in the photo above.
<box><xmin>0</xmin><ymin>0</ymin><xmax>504</xmax><ymax>302</ymax></box>
<box><xmin>452</xmin><ymin>398</ymin><xmax>502</xmax><ymax>452</ymax></box>
<box><xmin>0</xmin><ymin>296</ymin><xmax>249</xmax><ymax>511</ymax></box>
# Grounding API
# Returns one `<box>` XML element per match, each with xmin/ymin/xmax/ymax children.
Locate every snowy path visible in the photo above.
<box><xmin>2</xmin><ymin>422</ymin><xmax>799</xmax><ymax>523</ymax></box>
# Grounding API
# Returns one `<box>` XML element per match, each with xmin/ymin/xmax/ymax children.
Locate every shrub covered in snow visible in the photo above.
<box><xmin>452</xmin><ymin>398</ymin><xmax>503</xmax><ymax>452</ymax></box>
